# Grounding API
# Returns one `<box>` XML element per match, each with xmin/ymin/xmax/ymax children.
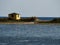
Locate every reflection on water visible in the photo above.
<box><xmin>0</xmin><ymin>24</ymin><xmax>60</xmax><ymax>45</ymax></box>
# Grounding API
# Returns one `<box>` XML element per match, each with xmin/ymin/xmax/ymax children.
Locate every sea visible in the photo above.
<box><xmin>0</xmin><ymin>24</ymin><xmax>60</xmax><ymax>45</ymax></box>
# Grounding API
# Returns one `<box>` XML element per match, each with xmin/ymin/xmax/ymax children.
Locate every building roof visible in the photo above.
<box><xmin>8</xmin><ymin>13</ymin><xmax>19</xmax><ymax>15</ymax></box>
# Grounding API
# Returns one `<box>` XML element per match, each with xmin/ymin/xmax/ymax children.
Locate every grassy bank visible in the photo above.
<box><xmin>0</xmin><ymin>17</ymin><xmax>60</xmax><ymax>24</ymax></box>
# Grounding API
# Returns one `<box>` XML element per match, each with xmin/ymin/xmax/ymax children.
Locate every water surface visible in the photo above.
<box><xmin>0</xmin><ymin>24</ymin><xmax>60</xmax><ymax>45</ymax></box>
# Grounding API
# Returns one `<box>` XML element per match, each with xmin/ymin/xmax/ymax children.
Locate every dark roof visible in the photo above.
<box><xmin>9</xmin><ymin>13</ymin><xmax>19</xmax><ymax>15</ymax></box>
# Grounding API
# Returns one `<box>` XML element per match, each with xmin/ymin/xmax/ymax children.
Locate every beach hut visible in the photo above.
<box><xmin>8</xmin><ymin>13</ymin><xmax>21</xmax><ymax>20</ymax></box>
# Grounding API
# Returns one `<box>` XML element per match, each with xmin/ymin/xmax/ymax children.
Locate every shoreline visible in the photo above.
<box><xmin>0</xmin><ymin>22</ymin><xmax>35</xmax><ymax>24</ymax></box>
<box><xmin>0</xmin><ymin>22</ymin><xmax>60</xmax><ymax>24</ymax></box>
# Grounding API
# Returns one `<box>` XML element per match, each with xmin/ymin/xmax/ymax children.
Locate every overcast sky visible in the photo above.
<box><xmin>0</xmin><ymin>0</ymin><xmax>60</xmax><ymax>17</ymax></box>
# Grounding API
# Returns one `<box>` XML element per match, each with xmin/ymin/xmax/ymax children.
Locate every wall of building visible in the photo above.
<box><xmin>8</xmin><ymin>14</ymin><xmax>20</xmax><ymax>20</ymax></box>
<box><xmin>16</xmin><ymin>15</ymin><xmax>20</xmax><ymax>20</ymax></box>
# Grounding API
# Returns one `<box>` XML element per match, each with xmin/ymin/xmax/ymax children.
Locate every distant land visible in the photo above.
<box><xmin>0</xmin><ymin>13</ymin><xmax>60</xmax><ymax>24</ymax></box>
<box><xmin>0</xmin><ymin>17</ymin><xmax>60</xmax><ymax>24</ymax></box>
<box><xmin>0</xmin><ymin>17</ymin><xmax>54</xmax><ymax>20</ymax></box>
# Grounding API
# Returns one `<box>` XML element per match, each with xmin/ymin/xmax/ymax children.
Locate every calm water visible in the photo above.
<box><xmin>0</xmin><ymin>24</ymin><xmax>60</xmax><ymax>45</ymax></box>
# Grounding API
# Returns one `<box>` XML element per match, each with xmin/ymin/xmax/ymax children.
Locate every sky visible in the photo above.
<box><xmin>0</xmin><ymin>0</ymin><xmax>60</xmax><ymax>17</ymax></box>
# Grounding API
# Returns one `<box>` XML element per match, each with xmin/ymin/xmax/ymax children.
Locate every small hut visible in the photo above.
<box><xmin>8</xmin><ymin>13</ymin><xmax>21</xmax><ymax>20</ymax></box>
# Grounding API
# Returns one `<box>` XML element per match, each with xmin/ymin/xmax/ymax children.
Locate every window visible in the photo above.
<box><xmin>11</xmin><ymin>15</ymin><xmax>14</xmax><ymax>17</ymax></box>
<box><xmin>18</xmin><ymin>15</ymin><xmax>19</xmax><ymax>17</ymax></box>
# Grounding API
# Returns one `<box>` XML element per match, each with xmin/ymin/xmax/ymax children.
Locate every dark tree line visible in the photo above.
<box><xmin>50</xmin><ymin>18</ymin><xmax>60</xmax><ymax>23</ymax></box>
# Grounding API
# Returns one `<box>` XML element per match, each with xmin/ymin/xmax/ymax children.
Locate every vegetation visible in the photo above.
<box><xmin>0</xmin><ymin>17</ymin><xmax>37</xmax><ymax>22</ymax></box>
<box><xmin>20</xmin><ymin>17</ymin><xmax>37</xmax><ymax>22</ymax></box>
<box><xmin>50</xmin><ymin>18</ymin><xmax>60</xmax><ymax>23</ymax></box>
<box><xmin>37</xmin><ymin>18</ymin><xmax>60</xmax><ymax>23</ymax></box>
<box><xmin>0</xmin><ymin>17</ymin><xmax>60</xmax><ymax>23</ymax></box>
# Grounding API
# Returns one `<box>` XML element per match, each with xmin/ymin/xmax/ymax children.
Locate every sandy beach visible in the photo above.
<box><xmin>0</xmin><ymin>22</ymin><xmax>60</xmax><ymax>24</ymax></box>
<box><xmin>0</xmin><ymin>22</ymin><xmax>35</xmax><ymax>24</ymax></box>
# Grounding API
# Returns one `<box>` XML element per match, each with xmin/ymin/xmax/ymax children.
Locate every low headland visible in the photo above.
<box><xmin>0</xmin><ymin>13</ymin><xmax>60</xmax><ymax>24</ymax></box>
<box><xmin>0</xmin><ymin>17</ymin><xmax>60</xmax><ymax>24</ymax></box>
